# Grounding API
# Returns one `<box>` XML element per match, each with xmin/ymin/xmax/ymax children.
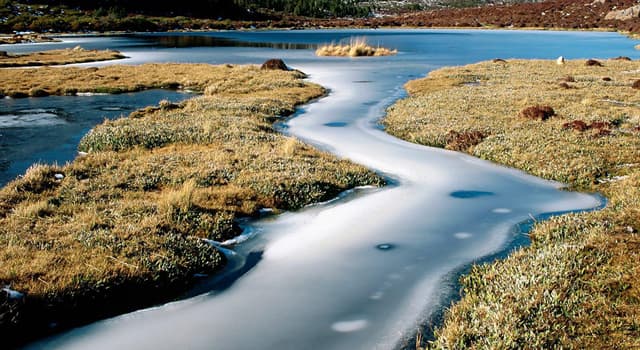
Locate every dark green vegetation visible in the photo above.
<box><xmin>0</xmin><ymin>0</ymin><xmax>371</xmax><ymax>33</ymax></box>
<box><xmin>385</xmin><ymin>59</ymin><xmax>640</xmax><ymax>349</ymax></box>
<box><xmin>0</xmin><ymin>63</ymin><xmax>384</xmax><ymax>346</ymax></box>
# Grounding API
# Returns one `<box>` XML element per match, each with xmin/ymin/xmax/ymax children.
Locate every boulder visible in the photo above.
<box><xmin>261</xmin><ymin>59</ymin><xmax>289</xmax><ymax>71</ymax></box>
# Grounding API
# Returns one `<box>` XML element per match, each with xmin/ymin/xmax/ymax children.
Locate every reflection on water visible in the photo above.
<box><xmin>129</xmin><ymin>34</ymin><xmax>317</xmax><ymax>50</ymax></box>
<box><xmin>0</xmin><ymin>90</ymin><xmax>192</xmax><ymax>186</ymax></box>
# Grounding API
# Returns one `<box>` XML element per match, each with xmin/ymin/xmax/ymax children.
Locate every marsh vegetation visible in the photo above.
<box><xmin>315</xmin><ymin>38</ymin><xmax>397</xmax><ymax>57</ymax></box>
<box><xmin>0</xmin><ymin>47</ymin><xmax>125</xmax><ymax>68</ymax></box>
<box><xmin>384</xmin><ymin>58</ymin><xmax>640</xmax><ymax>348</ymax></box>
<box><xmin>0</xmin><ymin>63</ymin><xmax>383</xmax><ymax>345</ymax></box>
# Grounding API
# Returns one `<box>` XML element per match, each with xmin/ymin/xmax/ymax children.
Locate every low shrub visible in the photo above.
<box><xmin>519</xmin><ymin>105</ymin><xmax>555</xmax><ymax>121</ymax></box>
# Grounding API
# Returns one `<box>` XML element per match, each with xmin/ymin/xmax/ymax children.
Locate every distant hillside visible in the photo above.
<box><xmin>9</xmin><ymin>0</ymin><xmax>371</xmax><ymax>18</ymax></box>
<box><xmin>1</xmin><ymin>0</ymin><xmax>639</xmax><ymax>34</ymax></box>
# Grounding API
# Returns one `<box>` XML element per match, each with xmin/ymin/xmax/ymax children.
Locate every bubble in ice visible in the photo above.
<box><xmin>376</xmin><ymin>243</ymin><xmax>395</xmax><ymax>251</ymax></box>
<box><xmin>492</xmin><ymin>208</ymin><xmax>512</xmax><ymax>214</ymax></box>
<box><xmin>453</xmin><ymin>232</ymin><xmax>473</xmax><ymax>239</ymax></box>
<box><xmin>331</xmin><ymin>319</ymin><xmax>368</xmax><ymax>333</ymax></box>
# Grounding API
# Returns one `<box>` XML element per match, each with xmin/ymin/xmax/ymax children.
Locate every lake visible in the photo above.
<box><xmin>3</xmin><ymin>29</ymin><xmax>637</xmax><ymax>349</ymax></box>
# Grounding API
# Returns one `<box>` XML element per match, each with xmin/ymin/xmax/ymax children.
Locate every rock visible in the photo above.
<box><xmin>492</xmin><ymin>58</ymin><xmax>507</xmax><ymax>63</ymax></box>
<box><xmin>54</xmin><ymin>173</ymin><xmax>64</xmax><ymax>180</ymax></box>
<box><xmin>556</xmin><ymin>56</ymin><xmax>565</xmax><ymax>65</ymax></box>
<box><xmin>585</xmin><ymin>59</ymin><xmax>603</xmax><ymax>67</ymax></box>
<box><xmin>604</xmin><ymin>4</ymin><xmax>640</xmax><ymax>21</ymax></box>
<box><xmin>260</xmin><ymin>59</ymin><xmax>289</xmax><ymax>71</ymax></box>
<box><xmin>633</xmin><ymin>80</ymin><xmax>640</xmax><ymax>90</ymax></box>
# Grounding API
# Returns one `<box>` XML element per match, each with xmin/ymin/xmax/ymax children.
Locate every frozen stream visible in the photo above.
<box><xmin>13</xmin><ymin>30</ymin><xmax>638</xmax><ymax>349</ymax></box>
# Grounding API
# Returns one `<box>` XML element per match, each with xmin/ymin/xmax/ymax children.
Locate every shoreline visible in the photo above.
<box><xmin>383</xmin><ymin>58</ymin><xmax>640</xmax><ymax>348</ymax></box>
<box><xmin>0</xmin><ymin>62</ymin><xmax>384</xmax><ymax>347</ymax></box>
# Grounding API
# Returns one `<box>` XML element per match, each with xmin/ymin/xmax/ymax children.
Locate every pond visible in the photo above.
<box><xmin>3</xmin><ymin>29</ymin><xmax>637</xmax><ymax>350</ymax></box>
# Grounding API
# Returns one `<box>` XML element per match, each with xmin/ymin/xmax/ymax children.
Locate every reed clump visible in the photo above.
<box><xmin>0</xmin><ymin>47</ymin><xmax>126</xmax><ymax>68</ymax></box>
<box><xmin>384</xmin><ymin>59</ymin><xmax>640</xmax><ymax>349</ymax></box>
<box><xmin>315</xmin><ymin>38</ymin><xmax>397</xmax><ymax>57</ymax></box>
<box><xmin>0</xmin><ymin>63</ymin><xmax>384</xmax><ymax>345</ymax></box>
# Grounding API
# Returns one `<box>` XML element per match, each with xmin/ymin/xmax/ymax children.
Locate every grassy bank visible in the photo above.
<box><xmin>0</xmin><ymin>63</ymin><xmax>384</xmax><ymax>346</ymax></box>
<box><xmin>384</xmin><ymin>59</ymin><xmax>640</xmax><ymax>348</ymax></box>
<box><xmin>0</xmin><ymin>47</ymin><xmax>126</xmax><ymax>68</ymax></box>
<box><xmin>0</xmin><ymin>62</ymin><xmax>255</xmax><ymax>98</ymax></box>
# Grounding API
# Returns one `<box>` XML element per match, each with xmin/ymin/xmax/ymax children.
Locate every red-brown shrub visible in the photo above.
<box><xmin>562</xmin><ymin>120</ymin><xmax>589</xmax><ymax>131</ymax></box>
<box><xmin>520</xmin><ymin>105</ymin><xmax>555</xmax><ymax>121</ymax></box>
<box><xmin>446</xmin><ymin>130</ymin><xmax>487</xmax><ymax>151</ymax></box>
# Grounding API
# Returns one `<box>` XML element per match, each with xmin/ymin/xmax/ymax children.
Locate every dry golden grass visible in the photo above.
<box><xmin>384</xmin><ymin>59</ymin><xmax>640</xmax><ymax>349</ymax></box>
<box><xmin>0</xmin><ymin>64</ymin><xmax>384</xmax><ymax>345</ymax></box>
<box><xmin>0</xmin><ymin>62</ymin><xmax>259</xmax><ymax>98</ymax></box>
<box><xmin>316</xmin><ymin>38</ymin><xmax>397</xmax><ymax>57</ymax></box>
<box><xmin>0</xmin><ymin>47</ymin><xmax>125</xmax><ymax>68</ymax></box>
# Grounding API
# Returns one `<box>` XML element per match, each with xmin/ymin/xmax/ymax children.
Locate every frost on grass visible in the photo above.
<box><xmin>316</xmin><ymin>38</ymin><xmax>397</xmax><ymax>57</ymax></box>
<box><xmin>0</xmin><ymin>64</ymin><xmax>384</xmax><ymax>345</ymax></box>
<box><xmin>384</xmin><ymin>59</ymin><xmax>640</xmax><ymax>349</ymax></box>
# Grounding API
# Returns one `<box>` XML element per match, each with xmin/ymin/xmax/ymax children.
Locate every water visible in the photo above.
<box><xmin>0</xmin><ymin>91</ymin><xmax>193</xmax><ymax>186</ymax></box>
<box><xmin>5</xmin><ymin>29</ymin><xmax>637</xmax><ymax>349</ymax></box>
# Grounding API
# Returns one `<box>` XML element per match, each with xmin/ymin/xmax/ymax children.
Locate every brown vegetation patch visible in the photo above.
<box><xmin>445</xmin><ymin>130</ymin><xmax>487</xmax><ymax>151</ymax></box>
<box><xmin>519</xmin><ymin>105</ymin><xmax>555</xmax><ymax>121</ymax></box>
<box><xmin>492</xmin><ymin>58</ymin><xmax>507</xmax><ymax>63</ymax></box>
<box><xmin>613</xmin><ymin>56</ymin><xmax>632</xmax><ymax>61</ymax></box>
<box><xmin>562</xmin><ymin>120</ymin><xmax>589</xmax><ymax>131</ymax></box>
<box><xmin>0</xmin><ymin>47</ymin><xmax>126</xmax><ymax>68</ymax></box>
<box><xmin>633</xmin><ymin>80</ymin><xmax>640</xmax><ymax>89</ymax></box>
<box><xmin>602</xmin><ymin>77</ymin><xmax>612</xmax><ymax>81</ymax></box>
<box><xmin>560</xmin><ymin>75</ymin><xmax>576</xmax><ymax>83</ymax></box>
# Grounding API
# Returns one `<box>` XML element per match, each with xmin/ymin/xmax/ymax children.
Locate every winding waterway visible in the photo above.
<box><xmin>3</xmin><ymin>29</ymin><xmax>638</xmax><ymax>349</ymax></box>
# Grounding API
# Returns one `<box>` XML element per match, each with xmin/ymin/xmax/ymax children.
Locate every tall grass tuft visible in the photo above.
<box><xmin>316</xmin><ymin>38</ymin><xmax>397</xmax><ymax>57</ymax></box>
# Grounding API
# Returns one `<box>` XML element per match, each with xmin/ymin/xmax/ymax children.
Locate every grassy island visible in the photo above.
<box><xmin>0</xmin><ymin>47</ymin><xmax>126</xmax><ymax>68</ymax></box>
<box><xmin>0</xmin><ymin>61</ymin><xmax>251</xmax><ymax>98</ymax></box>
<box><xmin>316</xmin><ymin>39</ymin><xmax>397</xmax><ymax>57</ymax></box>
<box><xmin>0</xmin><ymin>63</ymin><xmax>384</xmax><ymax>346</ymax></box>
<box><xmin>384</xmin><ymin>58</ymin><xmax>640</xmax><ymax>348</ymax></box>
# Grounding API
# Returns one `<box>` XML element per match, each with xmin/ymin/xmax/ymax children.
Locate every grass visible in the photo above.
<box><xmin>0</xmin><ymin>62</ymin><xmax>260</xmax><ymax>98</ymax></box>
<box><xmin>0</xmin><ymin>47</ymin><xmax>126</xmax><ymax>68</ymax></box>
<box><xmin>316</xmin><ymin>38</ymin><xmax>397</xmax><ymax>57</ymax></box>
<box><xmin>0</xmin><ymin>63</ymin><xmax>384</xmax><ymax>346</ymax></box>
<box><xmin>383</xmin><ymin>59</ymin><xmax>640</xmax><ymax>349</ymax></box>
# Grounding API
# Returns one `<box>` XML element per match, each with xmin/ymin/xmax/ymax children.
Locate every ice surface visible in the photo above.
<box><xmin>0</xmin><ymin>111</ymin><xmax>65</xmax><ymax>128</ymax></box>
